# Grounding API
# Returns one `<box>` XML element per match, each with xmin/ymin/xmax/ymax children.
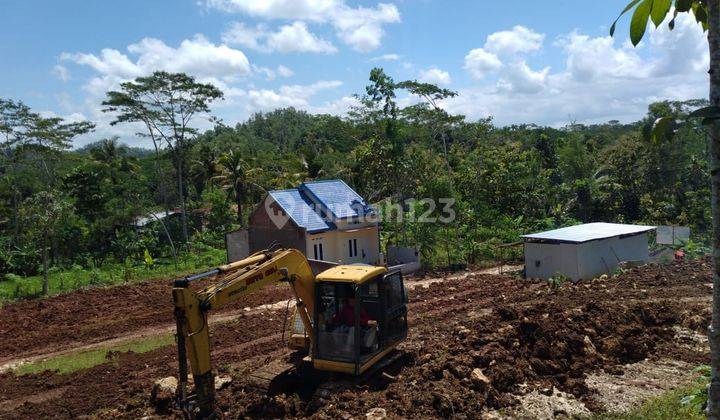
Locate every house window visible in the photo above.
<box><xmin>348</xmin><ymin>239</ymin><xmax>358</xmax><ymax>257</ymax></box>
<box><xmin>314</xmin><ymin>243</ymin><xmax>324</xmax><ymax>260</ymax></box>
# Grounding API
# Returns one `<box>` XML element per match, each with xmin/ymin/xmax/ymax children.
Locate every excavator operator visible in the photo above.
<box><xmin>327</xmin><ymin>294</ymin><xmax>377</xmax><ymax>352</ymax></box>
<box><xmin>331</xmin><ymin>297</ymin><xmax>369</xmax><ymax>327</ymax></box>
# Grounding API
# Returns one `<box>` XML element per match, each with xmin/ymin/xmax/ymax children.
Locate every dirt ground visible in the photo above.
<box><xmin>0</xmin><ymin>258</ymin><xmax>712</xmax><ymax>419</ymax></box>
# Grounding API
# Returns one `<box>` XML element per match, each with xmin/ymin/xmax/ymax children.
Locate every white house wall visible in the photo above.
<box><xmin>306</xmin><ymin>232</ymin><xmax>338</xmax><ymax>262</ymax></box>
<box><xmin>338</xmin><ymin>228</ymin><xmax>380</xmax><ymax>264</ymax></box>
<box><xmin>576</xmin><ymin>233</ymin><xmax>649</xmax><ymax>280</ymax></box>
<box><xmin>306</xmin><ymin>227</ymin><xmax>380</xmax><ymax>265</ymax></box>
<box><xmin>524</xmin><ymin>242</ymin><xmax>579</xmax><ymax>280</ymax></box>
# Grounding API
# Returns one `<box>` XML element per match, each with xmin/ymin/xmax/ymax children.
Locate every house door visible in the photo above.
<box><xmin>313</xmin><ymin>241</ymin><xmax>325</xmax><ymax>261</ymax></box>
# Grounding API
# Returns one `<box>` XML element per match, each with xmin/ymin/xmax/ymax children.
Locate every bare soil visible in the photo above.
<box><xmin>0</xmin><ymin>258</ymin><xmax>712</xmax><ymax>419</ymax></box>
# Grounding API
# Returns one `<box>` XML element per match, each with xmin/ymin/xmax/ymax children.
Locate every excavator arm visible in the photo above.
<box><xmin>172</xmin><ymin>248</ymin><xmax>316</xmax><ymax>417</ymax></box>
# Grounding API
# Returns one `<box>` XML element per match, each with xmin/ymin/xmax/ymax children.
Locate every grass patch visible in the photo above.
<box><xmin>0</xmin><ymin>247</ymin><xmax>226</xmax><ymax>305</ymax></box>
<box><xmin>13</xmin><ymin>333</ymin><xmax>175</xmax><ymax>376</ymax></box>
<box><xmin>592</xmin><ymin>383</ymin><xmax>707</xmax><ymax>420</ymax></box>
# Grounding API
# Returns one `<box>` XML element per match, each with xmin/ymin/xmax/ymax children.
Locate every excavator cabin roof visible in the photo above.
<box><xmin>315</xmin><ymin>264</ymin><xmax>388</xmax><ymax>284</ymax></box>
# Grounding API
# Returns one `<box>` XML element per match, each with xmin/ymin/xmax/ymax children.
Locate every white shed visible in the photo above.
<box><xmin>522</xmin><ymin>222</ymin><xmax>656</xmax><ymax>281</ymax></box>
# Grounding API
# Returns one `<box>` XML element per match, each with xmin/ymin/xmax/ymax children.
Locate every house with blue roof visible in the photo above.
<box><xmin>247</xmin><ymin>180</ymin><xmax>381</xmax><ymax>264</ymax></box>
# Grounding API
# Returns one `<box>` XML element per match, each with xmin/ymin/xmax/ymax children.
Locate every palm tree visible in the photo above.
<box><xmin>213</xmin><ymin>150</ymin><xmax>264</xmax><ymax>226</ymax></box>
<box><xmin>90</xmin><ymin>137</ymin><xmax>119</xmax><ymax>164</ymax></box>
<box><xmin>189</xmin><ymin>144</ymin><xmax>218</xmax><ymax>199</ymax></box>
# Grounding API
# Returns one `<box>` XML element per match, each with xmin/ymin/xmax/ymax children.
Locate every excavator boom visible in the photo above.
<box><xmin>172</xmin><ymin>248</ymin><xmax>315</xmax><ymax>417</ymax></box>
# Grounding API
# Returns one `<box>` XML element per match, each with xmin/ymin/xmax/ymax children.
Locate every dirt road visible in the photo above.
<box><xmin>0</xmin><ymin>259</ymin><xmax>711</xmax><ymax>418</ymax></box>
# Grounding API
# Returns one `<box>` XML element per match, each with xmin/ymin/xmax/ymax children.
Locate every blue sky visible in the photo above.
<box><xmin>0</xmin><ymin>0</ymin><xmax>710</xmax><ymax>147</ymax></box>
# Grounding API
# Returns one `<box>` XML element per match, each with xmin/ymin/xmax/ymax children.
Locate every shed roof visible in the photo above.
<box><xmin>522</xmin><ymin>222</ymin><xmax>655</xmax><ymax>244</ymax></box>
<box><xmin>267</xmin><ymin>189</ymin><xmax>332</xmax><ymax>233</ymax></box>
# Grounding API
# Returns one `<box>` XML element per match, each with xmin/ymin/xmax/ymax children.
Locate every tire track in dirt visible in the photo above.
<box><xmin>0</xmin><ymin>269</ymin><xmax>498</xmax><ymax>372</ymax></box>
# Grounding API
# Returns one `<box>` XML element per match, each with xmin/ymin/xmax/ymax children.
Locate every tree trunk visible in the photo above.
<box><xmin>707</xmin><ymin>1</ymin><xmax>720</xmax><ymax>418</ymax></box>
<box><xmin>42</xmin><ymin>239</ymin><xmax>49</xmax><ymax>296</ymax></box>
<box><xmin>177</xmin><ymin>151</ymin><xmax>189</xmax><ymax>244</ymax></box>
<box><xmin>154</xmin><ymin>148</ymin><xmax>170</xmax><ymax>217</ymax></box>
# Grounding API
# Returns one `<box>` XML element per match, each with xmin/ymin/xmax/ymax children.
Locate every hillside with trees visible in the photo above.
<box><xmin>0</xmin><ymin>68</ymin><xmax>712</xmax><ymax>299</ymax></box>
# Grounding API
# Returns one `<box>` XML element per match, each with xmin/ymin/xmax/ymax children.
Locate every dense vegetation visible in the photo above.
<box><xmin>0</xmin><ymin>68</ymin><xmax>712</xmax><ymax>299</ymax></box>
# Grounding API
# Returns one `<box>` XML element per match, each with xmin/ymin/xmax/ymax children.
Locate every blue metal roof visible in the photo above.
<box><xmin>299</xmin><ymin>180</ymin><xmax>373</xmax><ymax>220</ymax></box>
<box><xmin>522</xmin><ymin>222</ymin><xmax>655</xmax><ymax>243</ymax></box>
<box><xmin>266</xmin><ymin>180</ymin><xmax>372</xmax><ymax>233</ymax></box>
<box><xmin>267</xmin><ymin>189</ymin><xmax>331</xmax><ymax>233</ymax></box>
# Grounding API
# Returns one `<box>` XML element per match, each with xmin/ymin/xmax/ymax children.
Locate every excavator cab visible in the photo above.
<box><xmin>312</xmin><ymin>265</ymin><xmax>408</xmax><ymax>375</ymax></box>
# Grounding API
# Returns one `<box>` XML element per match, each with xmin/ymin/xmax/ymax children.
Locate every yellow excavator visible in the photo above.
<box><xmin>172</xmin><ymin>247</ymin><xmax>408</xmax><ymax>417</ymax></box>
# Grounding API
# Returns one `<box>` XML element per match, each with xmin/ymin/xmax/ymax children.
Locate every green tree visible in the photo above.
<box><xmin>102</xmin><ymin>71</ymin><xmax>224</xmax><ymax>243</ymax></box>
<box><xmin>19</xmin><ymin>190</ymin><xmax>73</xmax><ymax>295</ymax></box>
<box><xmin>189</xmin><ymin>143</ymin><xmax>218</xmax><ymax>200</ymax></box>
<box><xmin>610</xmin><ymin>1</ymin><xmax>720</xmax><ymax>415</ymax></box>
<box><xmin>213</xmin><ymin>150</ymin><xmax>264</xmax><ymax>226</ymax></box>
<box><xmin>0</xmin><ymin>98</ymin><xmax>93</xmax><ymax>239</ymax></box>
<box><xmin>397</xmin><ymin>80</ymin><xmax>460</xmax><ymax>163</ymax></box>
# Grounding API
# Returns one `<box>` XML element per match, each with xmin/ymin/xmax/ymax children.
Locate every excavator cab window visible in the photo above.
<box><xmin>315</xmin><ymin>283</ymin><xmax>357</xmax><ymax>361</ymax></box>
<box><xmin>314</xmin><ymin>270</ymin><xmax>407</xmax><ymax>370</ymax></box>
<box><xmin>378</xmin><ymin>270</ymin><xmax>408</xmax><ymax>346</ymax></box>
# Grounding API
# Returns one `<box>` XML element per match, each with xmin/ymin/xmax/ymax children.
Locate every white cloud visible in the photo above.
<box><xmin>312</xmin><ymin>94</ymin><xmax>361</xmax><ymax>115</ymax></box>
<box><xmin>235</xmin><ymin>80</ymin><xmax>343</xmax><ymax>111</ymax></box>
<box><xmin>252</xmin><ymin>65</ymin><xmax>277</xmax><ymax>80</ymax></box>
<box><xmin>485</xmin><ymin>25</ymin><xmax>544</xmax><ymax>56</ymax></box>
<box><xmin>370</xmin><ymin>53</ymin><xmax>400</xmax><ymax>62</ymax></box>
<box><xmin>463</xmin><ymin>25</ymin><xmax>547</xmax><ymax>91</ymax></box>
<box><xmin>267</xmin><ymin>22</ymin><xmax>337</xmax><ymax>54</ymax></box>
<box><xmin>208</xmin><ymin>0</ymin><xmax>400</xmax><ymax>52</ymax></box>
<box><xmin>418</xmin><ymin>67</ymin><xmax>451</xmax><ymax>85</ymax></box>
<box><xmin>205</xmin><ymin>0</ymin><xmax>338</xmax><ymax>20</ymax></box>
<box><xmin>128</xmin><ymin>36</ymin><xmax>251</xmax><ymax>78</ymax></box>
<box><xmin>59</xmin><ymin>35</ymin><xmax>258</xmax><ymax>147</ymax></box>
<box><xmin>497</xmin><ymin>61</ymin><xmax>549</xmax><ymax>94</ymax></box>
<box><xmin>331</xmin><ymin>3</ymin><xmax>400</xmax><ymax>52</ymax></box>
<box><xmin>556</xmin><ymin>32</ymin><xmax>646</xmax><ymax>82</ymax></box>
<box><xmin>450</xmin><ymin>15</ymin><xmax>709</xmax><ymax>126</ymax></box>
<box><xmin>277</xmin><ymin>65</ymin><xmax>294</xmax><ymax>78</ymax></box>
<box><xmin>52</xmin><ymin>65</ymin><xmax>70</xmax><ymax>82</ymax></box>
<box><xmin>220</xmin><ymin>21</ymin><xmax>267</xmax><ymax>50</ymax></box>
<box><xmin>62</xmin><ymin>35</ymin><xmax>252</xmax><ymax>97</ymax></box>
<box><xmin>648</xmin><ymin>12</ymin><xmax>709</xmax><ymax>77</ymax></box>
<box><xmin>222</xmin><ymin>21</ymin><xmax>336</xmax><ymax>54</ymax></box>
<box><xmin>464</xmin><ymin>48</ymin><xmax>502</xmax><ymax>80</ymax></box>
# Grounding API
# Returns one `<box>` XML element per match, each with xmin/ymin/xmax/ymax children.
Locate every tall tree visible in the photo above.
<box><xmin>396</xmin><ymin>80</ymin><xmax>460</xmax><ymax>163</ymax></box>
<box><xmin>1</xmin><ymin>98</ymin><xmax>93</xmax><ymax>183</ymax></box>
<box><xmin>610</xmin><ymin>1</ymin><xmax>719</xmax><ymax>416</ymax></box>
<box><xmin>102</xmin><ymin>71</ymin><xmax>224</xmax><ymax>243</ymax></box>
<box><xmin>0</xmin><ymin>99</ymin><xmax>93</xmax><ymax>238</ymax></box>
<box><xmin>213</xmin><ymin>150</ymin><xmax>264</xmax><ymax>226</ymax></box>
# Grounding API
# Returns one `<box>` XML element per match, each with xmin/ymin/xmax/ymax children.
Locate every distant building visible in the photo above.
<box><xmin>522</xmin><ymin>222</ymin><xmax>655</xmax><ymax>281</ymax></box>
<box><xmin>247</xmin><ymin>180</ymin><xmax>381</xmax><ymax>265</ymax></box>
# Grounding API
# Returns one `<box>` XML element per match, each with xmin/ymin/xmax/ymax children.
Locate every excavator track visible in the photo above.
<box><xmin>245</xmin><ymin>358</ymin><xmax>302</xmax><ymax>394</ymax></box>
<box><xmin>308</xmin><ymin>349</ymin><xmax>408</xmax><ymax>411</ymax></box>
<box><xmin>244</xmin><ymin>353</ymin><xmax>326</xmax><ymax>396</ymax></box>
